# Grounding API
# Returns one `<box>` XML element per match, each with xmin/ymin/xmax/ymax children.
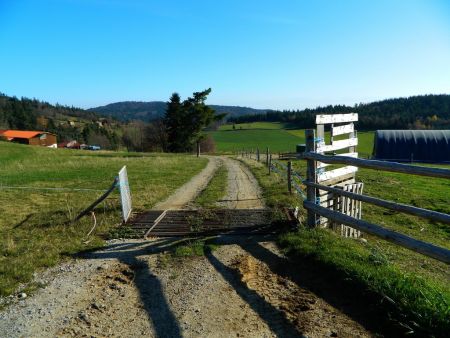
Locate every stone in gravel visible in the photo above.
<box><xmin>78</xmin><ymin>311</ymin><xmax>91</xmax><ymax>325</ymax></box>
<box><xmin>18</xmin><ymin>292</ymin><xmax>27</xmax><ymax>299</ymax></box>
<box><xmin>91</xmin><ymin>302</ymin><xmax>101</xmax><ymax>311</ymax></box>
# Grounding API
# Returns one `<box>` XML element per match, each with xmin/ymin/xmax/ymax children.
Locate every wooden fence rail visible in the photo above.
<box><xmin>301</xmin><ymin>123</ymin><xmax>450</xmax><ymax>264</ymax></box>
<box><xmin>304</xmin><ymin>201</ymin><xmax>450</xmax><ymax>264</ymax></box>
<box><xmin>304</xmin><ymin>181</ymin><xmax>450</xmax><ymax>225</ymax></box>
<box><xmin>301</xmin><ymin>152</ymin><xmax>450</xmax><ymax>179</ymax></box>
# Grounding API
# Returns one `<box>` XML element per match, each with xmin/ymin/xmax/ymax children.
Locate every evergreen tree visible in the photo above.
<box><xmin>164</xmin><ymin>88</ymin><xmax>225</xmax><ymax>152</ymax></box>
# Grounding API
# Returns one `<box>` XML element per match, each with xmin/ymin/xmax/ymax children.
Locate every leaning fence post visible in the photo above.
<box><xmin>266</xmin><ymin>147</ymin><xmax>269</xmax><ymax>166</ymax></box>
<box><xmin>287</xmin><ymin>161</ymin><xmax>292</xmax><ymax>194</ymax></box>
<box><xmin>305</xmin><ymin>129</ymin><xmax>317</xmax><ymax>228</ymax></box>
<box><xmin>269</xmin><ymin>154</ymin><xmax>272</xmax><ymax>175</ymax></box>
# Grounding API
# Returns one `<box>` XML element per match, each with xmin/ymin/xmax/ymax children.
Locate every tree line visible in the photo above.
<box><xmin>0</xmin><ymin>89</ymin><xmax>222</xmax><ymax>153</ymax></box>
<box><xmin>228</xmin><ymin>94</ymin><xmax>450</xmax><ymax>130</ymax></box>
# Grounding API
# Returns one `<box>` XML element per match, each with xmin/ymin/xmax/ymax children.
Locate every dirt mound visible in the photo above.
<box><xmin>57</xmin><ymin>262</ymin><xmax>153</xmax><ymax>338</ymax></box>
<box><xmin>232</xmin><ymin>254</ymin><xmax>370</xmax><ymax>338</ymax></box>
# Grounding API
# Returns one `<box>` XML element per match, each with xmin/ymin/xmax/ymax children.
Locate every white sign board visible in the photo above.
<box><xmin>118</xmin><ymin>166</ymin><xmax>132</xmax><ymax>223</ymax></box>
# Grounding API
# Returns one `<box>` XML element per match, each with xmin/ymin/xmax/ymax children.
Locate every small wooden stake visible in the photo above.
<box><xmin>269</xmin><ymin>154</ymin><xmax>272</xmax><ymax>175</ymax></box>
<box><xmin>287</xmin><ymin>161</ymin><xmax>292</xmax><ymax>194</ymax></box>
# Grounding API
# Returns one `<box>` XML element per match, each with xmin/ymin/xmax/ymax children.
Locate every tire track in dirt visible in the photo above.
<box><xmin>217</xmin><ymin>157</ymin><xmax>265</xmax><ymax>209</ymax></box>
<box><xmin>153</xmin><ymin>156</ymin><xmax>221</xmax><ymax>210</ymax></box>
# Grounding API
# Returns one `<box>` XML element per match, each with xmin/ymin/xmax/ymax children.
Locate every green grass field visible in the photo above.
<box><xmin>242</xmin><ymin>157</ymin><xmax>450</xmax><ymax>336</ymax></box>
<box><xmin>211</xmin><ymin>122</ymin><xmax>375</xmax><ymax>157</ymax></box>
<box><xmin>0</xmin><ymin>142</ymin><xmax>207</xmax><ymax>296</ymax></box>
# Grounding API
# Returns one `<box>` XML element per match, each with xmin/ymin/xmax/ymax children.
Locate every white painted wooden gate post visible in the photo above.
<box><xmin>305</xmin><ymin>129</ymin><xmax>318</xmax><ymax>228</ymax></box>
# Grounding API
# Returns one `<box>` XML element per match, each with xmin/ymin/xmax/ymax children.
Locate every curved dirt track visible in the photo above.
<box><xmin>0</xmin><ymin>155</ymin><xmax>374</xmax><ymax>338</ymax></box>
<box><xmin>217</xmin><ymin>157</ymin><xmax>265</xmax><ymax>209</ymax></box>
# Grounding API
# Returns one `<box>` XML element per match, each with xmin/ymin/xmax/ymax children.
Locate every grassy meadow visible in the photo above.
<box><xmin>241</xmin><ymin>157</ymin><xmax>450</xmax><ymax>335</ymax></box>
<box><xmin>211</xmin><ymin>122</ymin><xmax>375</xmax><ymax>157</ymax></box>
<box><xmin>0</xmin><ymin>142</ymin><xmax>207</xmax><ymax>296</ymax></box>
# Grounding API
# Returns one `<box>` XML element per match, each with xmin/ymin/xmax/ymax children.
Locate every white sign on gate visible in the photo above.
<box><xmin>118</xmin><ymin>166</ymin><xmax>132</xmax><ymax>223</ymax></box>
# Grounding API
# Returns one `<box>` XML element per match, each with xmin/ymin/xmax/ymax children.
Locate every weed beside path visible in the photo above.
<box><xmin>193</xmin><ymin>161</ymin><xmax>227</xmax><ymax>208</ymax></box>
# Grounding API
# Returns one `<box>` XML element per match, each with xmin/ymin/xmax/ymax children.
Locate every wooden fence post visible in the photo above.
<box><xmin>305</xmin><ymin>129</ymin><xmax>317</xmax><ymax>228</ymax></box>
<box><xmin>269</xmin><ymin>154</ymin><xmax>272</xmax><ymax>175</ymax></box>
<box><xmin>257</xmin><ymin>148</ymin><xmax>260</xmax><ymax>162</ymax></box>
<box><xmin>287</xmin><ymin>161</ymin><xmax>292</xmax><ymax>194</ymax></box>
<box><xmin>266</xmin><ymin>147</ymin><xmax>269</xmax><ymax>166</ymax></box>
<box><xmin>197</xmin><ymin>141</ymin><xmax>200</xmax><ymax>157</ymax></box>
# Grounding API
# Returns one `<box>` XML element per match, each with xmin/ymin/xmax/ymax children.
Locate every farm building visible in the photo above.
<box><xmin>373</xmin><ymin>130</ymin><xmax>450</xmax><ymax>163</ymax></box>
<box><xmin>0</xmin><ymin>130</ymin><xmax>57</xmax><ymax>148</ymax></box>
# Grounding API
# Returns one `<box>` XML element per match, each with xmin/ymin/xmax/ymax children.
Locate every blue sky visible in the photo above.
<box><xmin>1</xmin><ymin>0</ymin><xmax>449</xmax><ymax>109</ymax></box>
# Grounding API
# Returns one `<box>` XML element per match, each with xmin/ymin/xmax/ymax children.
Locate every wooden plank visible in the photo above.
<box><xmin>303</xmin><ymin>201</ymin><xmax>450</xmax><ymax>264</ymax></box>
<box><xmin>317</xmin><ymin>137</ymin><xmax>358</xmax><ymax>153</ymax></box>
<box><xmin>302</xmin><ymin>152</ymin><xmax>450</xmax><ymax>179</ymax></box>
<box><xmin>332</xmin><ymin>123</ymin><xmax>354</xmax><ymax>136</ymax></box>
<box><xmin>144</xmin><ymin>210</ymin><xmax>168</xmax><ymax>238</ymax></box>
<box><xmin>317</xmin><ymin>152</ymin><xmax>358</xmax><ymax>168</ymax></box>
<box><xmin>319</xmin><ymin>173</ymin><xmax>355</xmax><ymax>187</ymax></box>
<box><xmin>304</xmin><ymin>181</ymin><xmax>450</xmax><ymax>225</ymax></box>
<box><xmin>316</xmin><ymin>113</ymin><xmax>358</xmax><ymax>124</ymax></box>
<box><xmin>336</xmin><ymin>152</ymin><xmax>358</xmax><ymax>158</ymax></box>
<box><xmin>318</xmin><ymin>166</ymin><xmax>358</xmax><ymax>182</ymax></box>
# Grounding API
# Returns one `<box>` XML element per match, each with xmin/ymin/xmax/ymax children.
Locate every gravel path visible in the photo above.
<box><xmin>0</xmin><ymin>238</ymin><xmax>371</xmax><ymax>338</ymax></box>
<box><xmin>217</xmin><ymin>157</ymin><xmax>265</xmax><ymax>209</ymax></box>
<box><xmin>0</xmin><ymin>155</ymin><xmax>374</xmax><ymax>337</ymax></box>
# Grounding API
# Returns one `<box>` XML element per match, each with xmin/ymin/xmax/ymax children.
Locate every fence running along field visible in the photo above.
<box><xmin>1</xmin><ymin>166</ymin><xmax>132</xmax><ymax>226</ymax></box>
<box><xmin>238</xmin><ymin>113</ymin><xmax>450</xmax><ymax>264</ymax></box>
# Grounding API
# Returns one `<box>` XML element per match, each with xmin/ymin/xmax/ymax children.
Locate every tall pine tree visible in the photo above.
<box><xmin>164</xmin><ymin>88</ymin><xmax>225</xmax><ymax>152</ymax></box>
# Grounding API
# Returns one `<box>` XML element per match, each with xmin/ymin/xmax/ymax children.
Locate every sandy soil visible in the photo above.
<box><xmin>217</xmin><ymin>157</ymin><xmax>265</xmax><ymax>209</ymax></box>
<box><xmin>0</xmin><ymin>155</ymin><xmax>375</xmax><ymax>337</ymax></box>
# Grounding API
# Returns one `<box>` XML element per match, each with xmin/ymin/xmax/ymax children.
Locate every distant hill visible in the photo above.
<box><xmin>88</xmin><ymin>101</ymin><xmax>270</xmax><ymax>121</ymax></box>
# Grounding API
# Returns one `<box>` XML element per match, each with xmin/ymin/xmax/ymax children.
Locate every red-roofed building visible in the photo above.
<box><xmin>0</xmin><ymin>130</ymin><xmax>57</xmax><ymax>148</ymax></box>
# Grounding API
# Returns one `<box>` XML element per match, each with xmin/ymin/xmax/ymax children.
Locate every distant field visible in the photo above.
<box><xmin>210</xmin><ymin>128</ymin><xmax>303</xmax><ymax>153</ymax></box>
<box><xmin>0</xmin><ymin>142</ymin><xmax>207</xmax><ymax>296</ymax></box>
<box><xmin>212</xmin><ymin>122</ymin><xmax>375</xmax><ymax>156</ymax></box>
<box><xmin>219</xmin><ymin>122</ymin><xmax>286</xmax><ymax>130</ymax></box>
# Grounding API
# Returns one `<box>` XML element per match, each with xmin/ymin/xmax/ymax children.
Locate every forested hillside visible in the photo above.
<box><xmin>88</xmin><ymin>101</ymin><xmax>269</xmax><ymax>121</ymax></box>
<box><xmin>0</xmin><ymin>93</ymin><xmax>120</xmax><ymax>149</ymax></box>
<box><xmin>229</xmin><ymin>95</ymin><xmax>450</xmax><ymax>130</ymax></box>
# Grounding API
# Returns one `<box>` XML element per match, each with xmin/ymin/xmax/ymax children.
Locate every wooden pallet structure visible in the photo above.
<box><xmin>306</xmin><ymin>113</ymin><xmax>363</xmax><ymax>237</ymax></box>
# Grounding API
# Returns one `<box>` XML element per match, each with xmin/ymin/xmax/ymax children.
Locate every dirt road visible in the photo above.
<box><xmin>217</xmin><ymin>157</ymin><xmax>264</xmax><ymax>209</ymax></box>
<box><xmin>0</xmin><ymin>156</ymin><xmax>373</xmax><ymax>337</ymax></box>
<box><xmin>154</xmin><ymin>156</ymin><xmax>221</xmax><ymax>210</ymax></box>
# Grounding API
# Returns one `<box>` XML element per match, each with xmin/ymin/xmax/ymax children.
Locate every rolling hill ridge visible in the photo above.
<box><xmin>88</xmin><ymin>101</ymin><xmax>270</xmax><ymax>121</ymax></box>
